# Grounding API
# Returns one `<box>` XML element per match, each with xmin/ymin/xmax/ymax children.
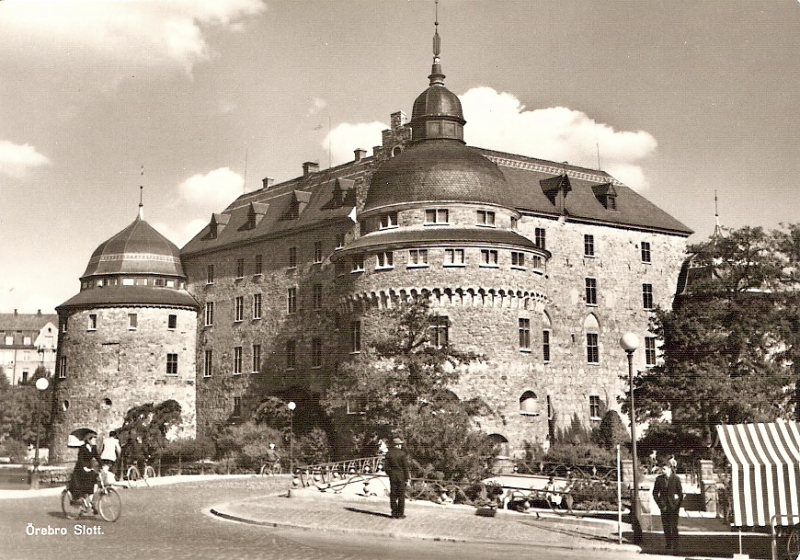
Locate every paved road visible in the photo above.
<box><xmin>0</xmin><ymin>477</ymin><xmax>670</xmax><ymax>560</ymax></box>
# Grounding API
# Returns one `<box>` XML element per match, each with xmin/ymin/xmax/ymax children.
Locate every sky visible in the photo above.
<box><xmin>1</xmin><ymin>0</ymin><xmax>799</xmax><ymax>315</ymax></box>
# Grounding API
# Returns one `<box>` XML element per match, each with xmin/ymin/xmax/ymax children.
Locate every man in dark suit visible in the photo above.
<box><xmin>384</xmin><ymin>437</ymin><xmax>410</xmax><ymax>519</ymax></box>
<box><xmin>653</xmin><ymin>461</ymin><xmax>684</xmax><ymax>551</ymax></box>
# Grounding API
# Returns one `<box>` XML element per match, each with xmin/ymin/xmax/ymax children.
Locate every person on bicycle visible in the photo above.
<box><xmin>68</xmin><ymin>432</ymin><xmax>101</xmax><ymax>505</ymax></box>
<box><xmin>264</xmin><ymin>443</ymin><xmax>280</xmax><ymax>472</ymax></box>
<box><xmin>100</xmin><ymin>430</ymin><xmax>121</xmax><ymax>484</ymax></box>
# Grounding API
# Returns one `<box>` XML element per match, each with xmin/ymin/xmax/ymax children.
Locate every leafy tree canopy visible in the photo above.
<box><xmin>629</xmin><ymin>224</ymin><xmax>800</xmax><ymax>444</ymax></box>
<box><xmin>321</xmin><ymin>296</ymin><xmax>498</xmax><ymax>481</ymax></box>
<box><xmin>0</xmin><ymin>366</ymin><xmax>52</xmax><ymax>445</ymax></box>
<box><xmin>117</xmin><ymin>399</ymin><xmax>182</xmax><ymax>464</ymax></box>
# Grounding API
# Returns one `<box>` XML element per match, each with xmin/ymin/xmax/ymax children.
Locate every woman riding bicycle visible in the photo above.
<box><xmin>68</xmin><ymin>432</ymin><xmax>101</xmax><ymax>505</ymax></box>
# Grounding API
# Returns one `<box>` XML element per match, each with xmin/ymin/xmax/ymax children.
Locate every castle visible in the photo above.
<box><xmin>51</xmin><ymin>27</ymin><xmax>691</xmax><ymax>462</ymax></box>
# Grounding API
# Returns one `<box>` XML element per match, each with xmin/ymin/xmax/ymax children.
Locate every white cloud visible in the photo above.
<box><xmin>323</xmin><ymin>122</ymin><xmax>385</xmax><ymax>166</ymax></box>
<box><xmin>460</xmin><ymin>87</ymin><xmax>657</xmax><ymax>190</ymax></box>
<box><xmin>0</xmin><ymin>140</ymin><xmax>51</xmax><ymax>179</ymax></box>
<box><xmin>0</xmin><ymin>0</ymin><xmax>266</xmax><ymax>80</ymax></box>
<box><xmin>177</xmin><ymin>167</ymin><xmax>244</xmax><ymax>210</ymax></box>
<box><xmin>152</xmin><ymin>217</ymin><xmax>209</xmax><ymax>249</ymax></box>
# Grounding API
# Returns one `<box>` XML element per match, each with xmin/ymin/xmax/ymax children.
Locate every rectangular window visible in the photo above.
<box><xmin>641</xmin><ymin>241</ymin><xmax>652</xmax><ymax>263</ymax></box>
<box><xmin>314</xmin><ymin>241</ymin><xmax>323</xmax><ymax>263</ymax></box>
<box><xmin>336</xmin><ymin>233</ymin><xmax>345</xmax><ymax>249</ymax></box>
<box><xmin>586</xmin><ymin>333</ymin><xmax>599</xmax><ymax>364</ymax></box>
<box><xmin>253</xmin><ymin>293</ymin><xmax>262</xmax><ymax>320</ymax></box>
<box><xmin>254</xmin><ymin>254</ymin><xmax>263</xmax><ymax>275</ymax></box>
<box><xmin>286</xmin><ymin>340</ymin><xmax>296</xmax><ymax>369</ymax></box>
<box><xmin>408</xmin><ymin>249</ymin><xmax>428</xmax><ymax>267</ymax></box>
<box><xmin>233</xmin><ymin>346</ymin><xmax>242</xmax><ymax>375</ymax></box>
<box><xmin>204</xmin><ymin>350</ymin><xmax>213</xmax><ymax>378</ymax></box>
<box><xmin>379</xmin><ymin>212</ymin><xmax>398</xmax><ymax>229</ymax></box>
<box><xmin>542</xmin><ymin>330</ymin><xmax>551</xmax><ymax>363</ymax></box>
<box><xmin>642</xmin><ymin>283</ymin><xmax>654</xmax><ymax>310</ymax></box>
<box><xmin>480</xmin><ymin>249</ymin><xmax>498</xmax><ymax>267</ymax></box>
<box><xmin>350</xmin><ymin>321</ymin><xmax>361</xmax><ymax>353</ymax></box>
<box><xmin>168</xmin><ymin>314</ymin><xmax>177</xmax><ymax>330</ymax></box>
<box><xmin>532</xmin><ymin>255</ymin><xmax>544</xmax><ymax>273</ymax></box>
<box><xmin>645</xmin><ymin>336</ymin><xmax>657</xmax><ymax>366</ymax></box>
<box><xmin>444</xmin><ymin>248</ymin><xmax>465</xmax><ymax>266</ymax></box>
<box><xmin>166</xmin><ymin>353</ymin><xmax>178</xmax><ymax>375</ymax></box>
<box><xmin>206</xmin><ymin>264</ymin><xmax>214</xmax><ymax>284</ymax></box>
<box><xmin>305</xmin><ymin>285</ymin><xmax>320</xmax><ymax>313</ymax></box>
<box><xmin>252</xmin><ymin>344</ymin><xmax>261</xmax><ymax>373</ymax></box>
<box><xmin>288</xmin><ymin>246</ymin><xmax>297</xmax><ymax>268</ymax></box>
<box><xmin>518</xmin><ymin>318</ymin><xmax>531</xmax><ymax>350</ymax></box>
<box><xmin>425</xmin><ymin>208</ymin><xmax>449</xmax><ymax>224</ymax></box>
<box><xmin>534</xmin><ymin>228</ymin><xmax>546</xmax><ymax>249</ymax></box>
<box><xmin>429</xmin><ymin>317</ymin><xmax>449</xmax><ymax>348</ymax></box>
<box><xmin>205</xmin><ymin>302</ymin><xmax>214</xmax><ymax>326</ymax></box>
<box><xmin>61</xmin><ymin>318</ymin><xmax>68</xmax><ymax>333</ymax></box>
<box><xmin>232</xmin><ymin>396</ymin><xmax>242</xmax><ymax>418</ymax></box>
<box><xmin>236</xmin><ymin>259</ymin><xmax>245</xmax><ymax>278</ymax></box>
<box><xmin>584</xmin><ymin>234</ymin><xmax>595</xmax><ymax>257</ymax></box>
<box><xmin>128</xmin><ymin>313</ymin><xmax>138</xmax><ymax>330</ymax></box>
<box><xmin>287</xmin><ymin>287</ymin><xmax>297</xmax><ymax>313</ymax></box>
<box><xmin>477</xmin><ymin>210</ymin><xmax>496</xmax><ymax>226</ymax></box>
<box><xmin>376</xmin><ymin>251</ymin><xmax>394</xmax><ymax>269</ymax></box>
<box><xmin>88</xmin><ymin>314</ymin><xmax>97</xmax><ymax>331</ymax></box>
<box><xmin>351</xmin><ymin>254</ymin><xmax>365</xmax><ymax>272</ymax></box>
<box><xmin>58</xmin><ymin>356</ymin><xmax>67</xmax><ymax>379</ymax></box>
<box><xmin>311</xmin><ymin>337</ymin><xmax>322</xmax><ymax>368</ymax></box>
<box><xmin>585</xmin><ymin>278</ymin><xmax>597</xmax><ymax>305</ymax></box>
<box><xmin>154</xmin><ymin>278</ymin><xmax>166</xmax><ymax>287</ymax></box>
<box><xmin>347</xmin><ymin>397</ymin><xmax>367</xmax><ymax>416</ymax></box>
<box><xmin>589</xmin><ymin>395</ymin><xmax>602</xmax><ymax>420</ymax></box>
<box><xmin>511</xmin><ymin>251</ymin><xmax>525</xmax><ymax>269</ymax></box>
<box><xmin>234</xmin><ymin>296</ymin><xmax>244</xmax><ymax>322</ymax></box>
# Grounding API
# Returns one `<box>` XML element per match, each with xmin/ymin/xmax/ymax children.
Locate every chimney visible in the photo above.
<box><xmin>262</xmin><ymin>177</ymin><xmax>274</xmax><ymax>189</ymax></box>
<box><xmin>354</xmin><ymin>148</ymin><xmax>367</xmax><ymax>162</ymax></box>
<box><xmin>391</xmin><ymin>111</ymin><xmax>407</xmax><ymax>129</ymax></box>
<box><xmin>14</xmin><ymin>309</ymin><xmax>18</xmax><ymax>316</ymax></box>
<box><xmin>37</xmin><ymin>309</ymin><xmax>42</xmax><ymax>315</ymax></box>
<box><xmin>303</xmin><ymin>161</ymin><xmax>319</xmax><ymax>178</ymax></box>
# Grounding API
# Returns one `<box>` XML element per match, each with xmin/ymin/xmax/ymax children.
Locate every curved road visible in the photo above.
<box><xmin>0</xmin><ymin>477</ymin><xmax>661</xmax><ymax>560</ymax></box>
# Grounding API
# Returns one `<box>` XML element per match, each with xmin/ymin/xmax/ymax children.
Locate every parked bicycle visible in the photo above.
<box><xmin>125</xmin><ymin>459</ymin><xmax>156</xmax><ymax>488</ymax></box>
<box><xmin>260</xmin><ymin>460</ymin><xmax>282</xmax><ymax>476</ymax></box>
<box><xmin>61</xmin><ymin>468</ymin><xmax>121</xmax><ymax>522</ymax></box>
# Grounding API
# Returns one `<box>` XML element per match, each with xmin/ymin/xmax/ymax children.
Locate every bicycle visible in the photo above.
<box><xmin>125</xmin><ymin>460</ymin><xmax>156</xmax><ymax>488</ymax></box>
<box><xmin>259</xmin><ymin>460</ymin><xmax>282</xmax><ymax>476</ymax></box>
<box><xmin>61</xmin><ymin>470</ymin><xmax>121</xmax><ymax>522</ymax></box>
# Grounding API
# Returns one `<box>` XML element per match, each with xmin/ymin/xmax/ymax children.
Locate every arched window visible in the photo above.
<box><xmin>584</xmin><ymin>313</ymin><xmax>600</xmax><ymax>365</ymax></box>
<box><xmin>519</xmin><ymin>391</ymin><xmax>539</xmax><ymax>415</ymax></box>
<box><xmin>488</xmin><ymin>433</ymin><xmax>510</xmax><ymax>458</ymax></box>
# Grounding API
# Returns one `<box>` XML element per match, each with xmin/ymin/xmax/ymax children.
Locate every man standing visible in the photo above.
<box><xmin>384</xmin><ymin>437</ymin><xmax>410</xmax><ymax>519</ymax></box>
<box><xmin>653</xmin><ymin>461</ymin><xmax>684</xmax><ymax>551</ymax></box>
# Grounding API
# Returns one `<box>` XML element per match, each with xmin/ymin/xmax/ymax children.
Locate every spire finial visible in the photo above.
<box><xmin>138</xmin><ymin>167</ymin><xmax>144</xmax><ymax>219</ymax></box>
<box><xmin>429</xmin><ymin>0</ymin><xmax>445</xmax><ymax>85</ymax></box>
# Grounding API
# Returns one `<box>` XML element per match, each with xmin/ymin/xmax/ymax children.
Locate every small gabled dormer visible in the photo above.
<box><xmin>239</xmin><ymin>202</ymin><xmax>269</xmax><ymax>231</ymax></box>
<box><xmin>591</xmin><ymin>182</ymin><xmax>618</xmax><ymax>210</ymax></box>
<box><xmin>281</xmin><ymin>189</ymin><xmax>312</xmax><ymax>220</ymax></box>
<box><xmin>323</xmin><ymin>178</ymin><xmax>356</xmax><ymax>210</ymax></box>
<box><xmin>540</xmin><ymin>174</ymin><xmax>572</xmax><ymax>211</ymax></box>
<box><xmin>203</xmin><ymin>213</ymin><xmax>230</xmax><ymax>240</ymax></box>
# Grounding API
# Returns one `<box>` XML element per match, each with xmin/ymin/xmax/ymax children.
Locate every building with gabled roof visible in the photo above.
<box><xmin>0</xmin><ymin>310</ymin><xmax>58</xmax><ymax>385</ymax></box>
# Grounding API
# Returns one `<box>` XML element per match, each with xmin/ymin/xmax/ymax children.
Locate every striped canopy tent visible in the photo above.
<box><xmin>716</xmin><ymin>420</ymin><xmax>800</xmax><ymax>527</ymax></box>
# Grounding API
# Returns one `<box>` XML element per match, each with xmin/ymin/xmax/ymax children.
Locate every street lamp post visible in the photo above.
<box><xmin>287</xmin><ymin>401</ymin><xmax>296</xmax><ymax>473</ymax></box>
<box><xmin>620</xmin><ymin>332</ymin><xmax>642</xmax><ymax>545</ymax></box>
<box><xmin>31</xmin><ymin>377</ymin><xmax>50</xmax><ymax>490</ymax></box>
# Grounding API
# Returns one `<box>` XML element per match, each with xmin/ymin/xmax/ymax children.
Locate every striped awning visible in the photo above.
<box><xmin>716</xmin><ymin>420</ymin><xmax>800</xmax><ymax>527</ymax></box>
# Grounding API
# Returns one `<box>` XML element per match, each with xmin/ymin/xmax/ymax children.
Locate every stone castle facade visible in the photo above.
<box><xmin>51</xmin><ymin>38</ymin><xmax>691</xmax><ymax>461</ymax></box>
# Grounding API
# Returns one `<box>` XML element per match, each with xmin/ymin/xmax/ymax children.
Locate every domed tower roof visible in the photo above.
<box><xmin>363</xmin><ymin>22</ymin><xmax>513</xmax><ymax>215</ymax></box>
<box><xmin>81</xmin><ymin>213</ymin><xmax>185</xmax><ymax>280</ymax></box>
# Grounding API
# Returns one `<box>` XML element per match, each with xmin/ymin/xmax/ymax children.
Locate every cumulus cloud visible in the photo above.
<box><xmin>323</xmin><ymin>122</ymin><xmax>386</xmax><ymax>166</ymax></box>
<box><xmin>460</xmin><ymin>87</ymin><xmax>657</xmax><ymax>189</ymax></box>
<box><xmin>0</xmin><ymin>0</ymin><xmax>266</xmax><ymax>80</ymax></box>
<box><xmin>0</xmin><ymin>140</ymin><xmax>51</xmax><ymax>179</ymax></box>
<box><xmin>152</xmin><ymin>217</ymin><xmax>210</xmax><ymax>249</ymax></box>
<box><xmin>177</xmin><ymin>167</ymin><xmax>244</xmax><ymax>211</ymax></box>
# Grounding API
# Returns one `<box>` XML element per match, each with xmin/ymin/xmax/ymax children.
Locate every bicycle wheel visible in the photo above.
<box><xmin>272</xmin><ymin>462</ymin><xmax>282</xmax><ymax>476</ymax></box>
<box><xmin>142</xmin><ymin>465</ymin><xmax>155</xmax><ymax>487</ymax></box>
<box><xmin>787</xmin><ymin>524</ymin><xmax>799</xmax><ymax>560</ymax></box>
<box><xmin>97</xmin><ymin>488</ymin><xmax>121</xmax><ymax>522</ymax></box>
<box><xmin>126</xmin><ymin>466</ymin><xmax>140</xmax><ymax>488</ymax></box>
<box><xmin>259</xmin><ymin>464</ymin><xmax>267</xmax><ymax>476</ymax></box>
<box><xmin>61</xmin><ymin>489</ymin><xmax>83</xmax><ymax>520</ymax></box>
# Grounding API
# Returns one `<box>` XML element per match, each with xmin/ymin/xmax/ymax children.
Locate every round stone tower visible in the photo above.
<box><xmin>50</xmin><ymin>208</ymin><xmax>199</xmax><ymax>463</ymax></box>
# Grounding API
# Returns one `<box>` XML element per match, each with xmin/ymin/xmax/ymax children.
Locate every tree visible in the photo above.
<box><xmin>117</xmin><ymin>400</ymin><xmax>182</xmax><ymax>466</ymax></box>
<box><xmin>0</xmin><ymin>366</ymin><xmax>52</xmax><ymax>445</ymax></box>
<box><xmin>321</xmin><ymin>296</ymin><xmax>498</xmax><ymax>481</ymax></box>
<box><xmin>629</xmin><ymin>225</ymin><xmax>799</xmax><ymax>444</ymax></box>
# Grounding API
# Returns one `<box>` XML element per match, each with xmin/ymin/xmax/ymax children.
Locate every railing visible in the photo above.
<box><xmin>292</xmin><ymin>456</ymin><xmax>386</xmax><ymax>493</ymax></box>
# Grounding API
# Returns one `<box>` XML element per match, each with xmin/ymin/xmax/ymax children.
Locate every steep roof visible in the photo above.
<box><xmin>56</xmin><ymin>286</ymin><xmax>199</xmax><ymax>312</ymax></box>
<box><xmin>0</xmin><ymin>312</ymin><xmax>58</xmax><ymax>331</ymax></box>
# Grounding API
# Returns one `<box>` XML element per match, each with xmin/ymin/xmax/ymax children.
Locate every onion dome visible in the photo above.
<box><xmin>81</xmin><ymin>214</ymin><xmax>185</xmax><ymax>280</ymax></box>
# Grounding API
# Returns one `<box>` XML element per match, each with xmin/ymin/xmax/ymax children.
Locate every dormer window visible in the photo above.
<box><xmin>379</xmin><ymin>212</ymin><xmax>398</xmax><ymax>229</ymax></box>
<box><xmin>477</xmin><ymin>210</ymin><xmax>495</xmax><ymax>227</ymax></box>
<box><xmin>592</xmin><ymin>182</ymin><xmax>618</xmax><ymax>210</ymax></box>
<box><xmin>425</xmin><ymin>208</ymin><xmax>449</xmax><ymax>225</ymax></box>
<box><xmin>540</xmin><ymin>174</ymin><xmax>572</xmax><ymax>208</ymax></box>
